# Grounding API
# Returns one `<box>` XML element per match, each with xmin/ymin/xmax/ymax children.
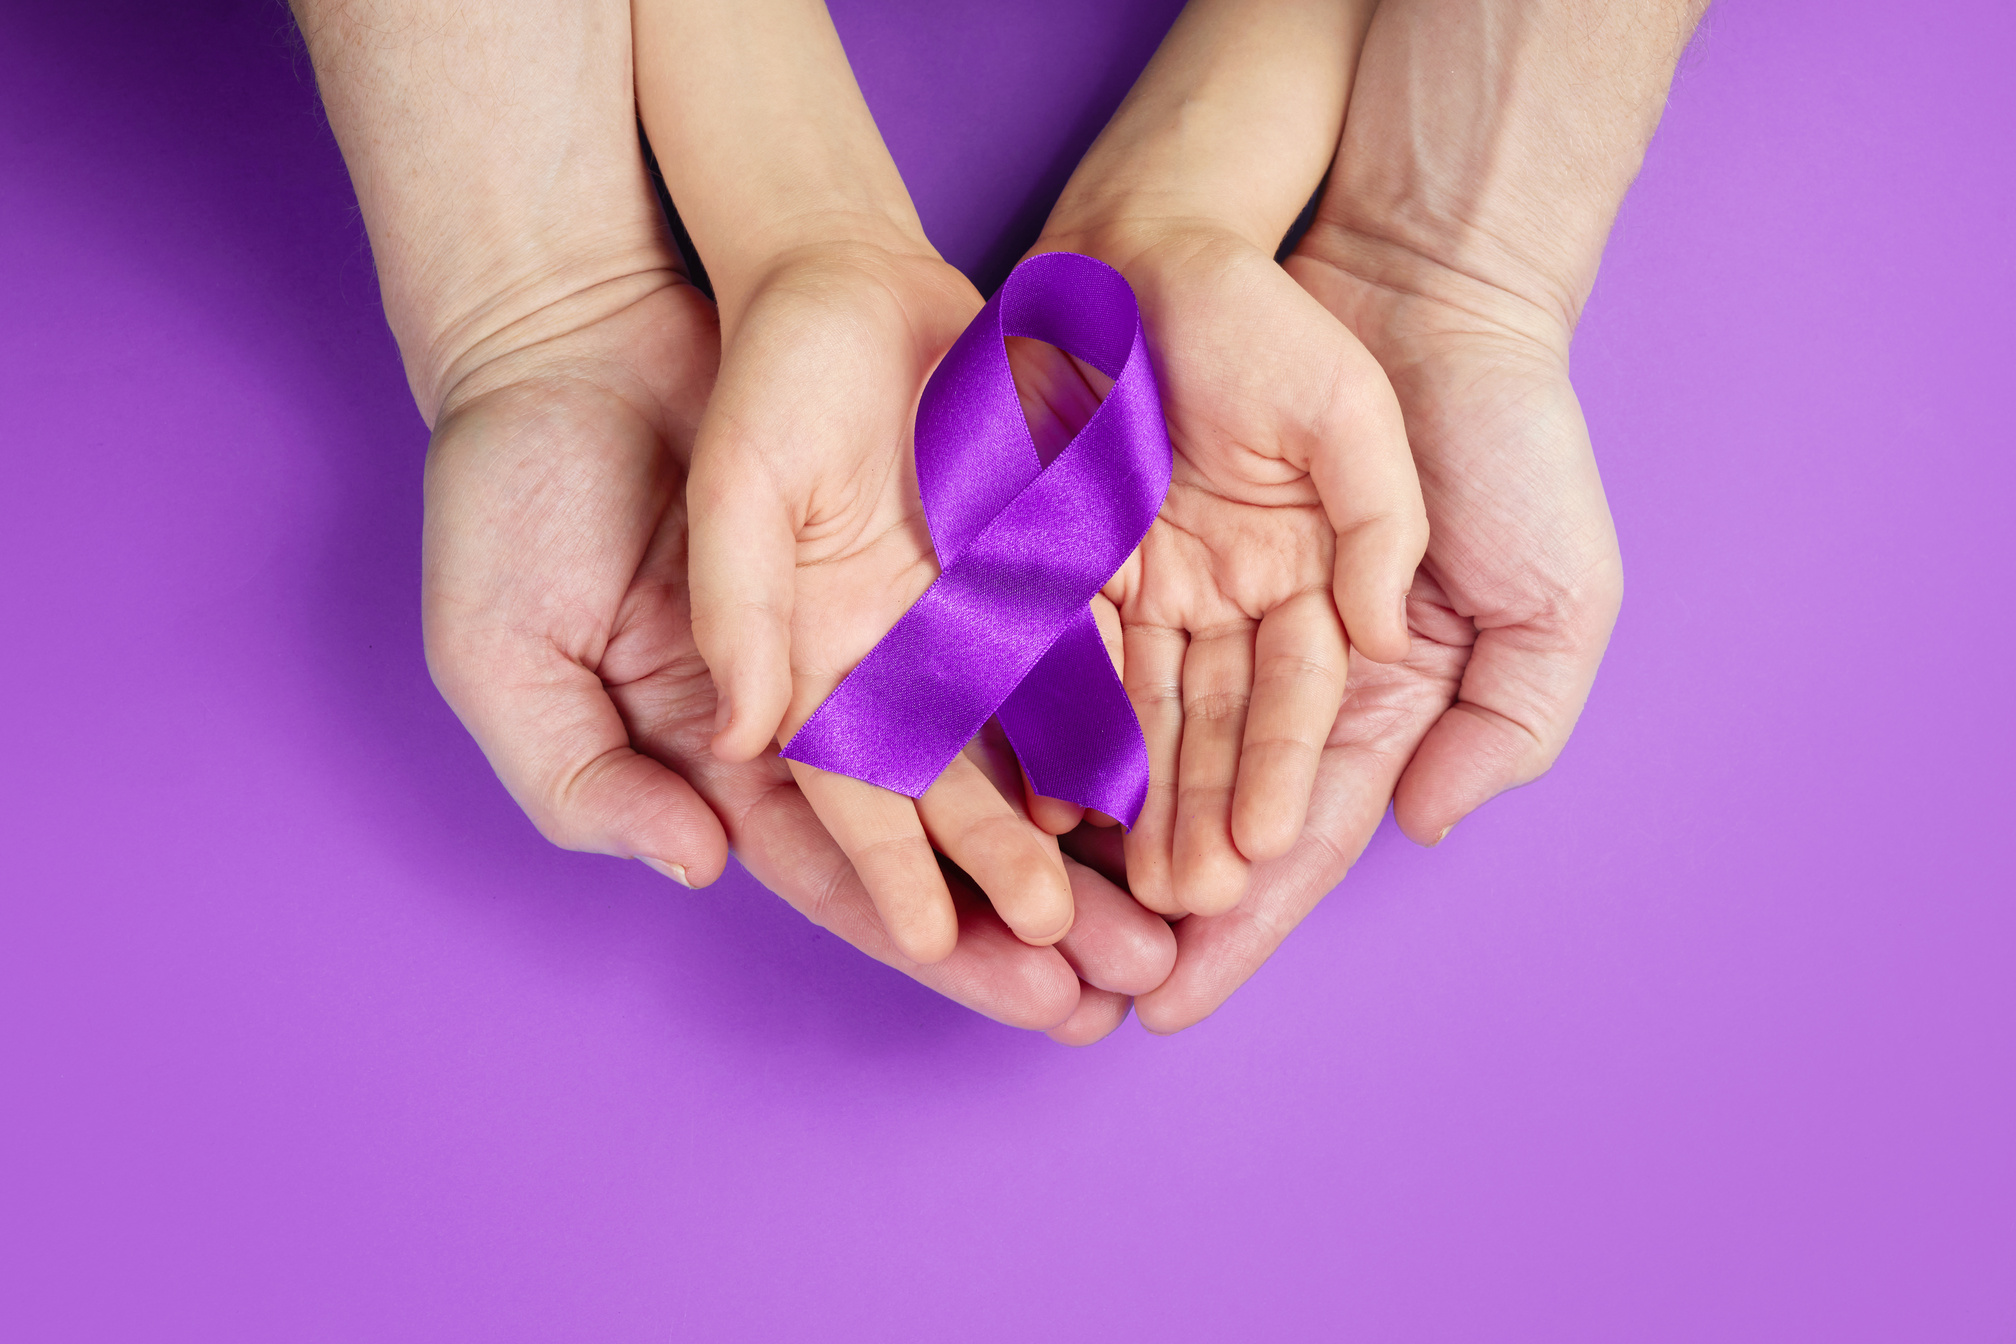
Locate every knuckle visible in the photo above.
<box><xmin>1241</xmin><ymin>732</ymin><xmax>1324</xmax><ymax>759</ymax></box>
<box><xmin>1253</xmin><ymin>651</ymin><xmax>1344</xmax><ymax>692</ymax></box>
<box><xmin>1128</xmin><ymin>674</ymin><xmax>1184</xmax><ymax>714</ymax></box>
<box><xmin>1176</xmin><ymin>782</ymin><xmax>1236</xmax><ymax>813</ymax></box>
<box><xmin>1183</xmin><ymin>689</ymin><xmax>1251</xmax><ymax>725</ymax></box>
<box><xmin>846</xmin><ymin>831</ymin><xmax>938</xmax><ymax>883</ymax></box>
<box><xmin>528</xmin><ymin>803</ymin><xmax>597</xmax><ymax>854</ymax></box>
<box><xmin>954</xmin><ymin>814</ymin><xmax>1056</xmax><ymax>882</ymax></box>
<box><xmin>534</xmin><ymin>745</ymin><xmax>632</xmax><ymax>854</ymax></box>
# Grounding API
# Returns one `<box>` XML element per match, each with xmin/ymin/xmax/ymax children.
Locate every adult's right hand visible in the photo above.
<box><xmin>1129</xmin><ymin>0</ymin><xmax>1704</xmax><ymax>1031</ymax></box>
<box><xmin>1130</xmin><ymin>270</ymin><xmax>1618</xmax><ymax>1032</ymax></box>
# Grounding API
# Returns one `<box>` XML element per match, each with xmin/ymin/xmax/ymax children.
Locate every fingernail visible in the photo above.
<box><xmin>1428</xmin><ymin>824</ymin><xmax>1454</xmax><ymax>848</ymax></box>
<box><xmin>639</xmin><ymin>857</ymin><xmax>691</xmax><ymax>887</ymax></box>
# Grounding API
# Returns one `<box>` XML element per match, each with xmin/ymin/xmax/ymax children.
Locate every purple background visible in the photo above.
<box><xmin>3</xmin><ymin>1</ymin><xmax>2012</xmax><ymax>1338</ymax></box>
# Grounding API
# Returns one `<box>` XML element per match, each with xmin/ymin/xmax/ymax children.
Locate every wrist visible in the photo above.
<box><xmin>1045</xmin><ymin>184</ymin><xmax>1285</xmax><ymax>264</ymax></box>
<box><xmin>1291</xmin><ymin>219</ymin><xmax>1577</xmax><ymax>364</ymax></box>
<box><xmin>632</xmin><ymin>0</ymin><xmax>935</xmax><ymax>332</ymax></box>
<box><xmin>699</xmin><ymin>208</ymin><xmax>939</xmax><ymax>333</ymax></box>
<box><xmin>1035</xmin><ymin>212</ymin><xmax>1259</xmax><ymax>279</ymax></box>
<box><xmin>294</xmin><ymin>0</ymin><xmax>679</xmax><ymax>426</ymax></box>
<box><xmin>1044</xmin><ymin>0</ymin><xmax>1366</xmax><ymax>258</ymax></box>
<box><xmin>378</xmin><ymin>206</ymin><xmax>685</xmax><ymax>426</ymax></box>
<box><xmin>1310</xmin><ymin>155</ymin><xmax>1627</xmax><ymax>340</ymax></box>
<box><xmin>414</xmin><ymin>260</ymin><xmax>693</xmax><ymax>428</ymax></box>
<box><xmin>1314</xmin><ymin>0</ymin><xmax>1707</xmax><ymax>334</ymax></box>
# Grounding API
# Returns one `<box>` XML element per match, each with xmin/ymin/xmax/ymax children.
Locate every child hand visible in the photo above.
<box><xmin>1019</xmin><ymin>223</ymin><xmax>1426</xmax><ymax>917</ymax></box>
<box><xmin>635</xmin><ymin>0</ymin><xmax>1078</xmax><ymax>966</ymax></box>
<box><xmin>685</xmin><ymin>244</ymin><xmax>1077</xmax><ymax>964</ymax></box>
<box><xmin>1023</xmin><ymin>0</ymin><xmax>1419</xmax><ymax>916</ymax></box>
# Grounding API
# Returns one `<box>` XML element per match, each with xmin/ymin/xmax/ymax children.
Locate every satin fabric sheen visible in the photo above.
<box><xmin>779</xmin><ymin>252</ymin><xmax>1173</xmax><ymax>826</ymax></box>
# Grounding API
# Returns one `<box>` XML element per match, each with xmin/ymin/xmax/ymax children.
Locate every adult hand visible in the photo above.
<box><xmin>1132</xmin><ymin>292</ymin><xmax>1611</xmax><ymax>1030</ymax></box>
<box><xmin>298</xmin><ymin>0</ymin><xmax>1172</xmax><ymax>1043</ymax></box>
<box><xmin>1133</xmin><ymin>0</ymin><xmax>1704</xmax><ymax>1031</ymax></box>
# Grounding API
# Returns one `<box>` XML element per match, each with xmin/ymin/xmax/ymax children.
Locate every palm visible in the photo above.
<box><xmin>1292</xmin><ymin>252</ymin><xmax>1622</xmax><ymax>838</ymax></box>
<box><xmin>691</xmin><ymin>249</ymin><xmax>1110</xmax><ymax>962</ymax></box>
<box><xmin>423</xmin><ymin>283</ymin><xmax>726</xmax><ymax>865</ymax></box>
<box><xmin>1124</xmin><ymin>239</ymin><xmax>1343</xmax><ymax>650</ymax></box>
<box><xmin>705</xmin><ymin>252</ymin><xmax>984</xmax><ymax>734</ymax></box>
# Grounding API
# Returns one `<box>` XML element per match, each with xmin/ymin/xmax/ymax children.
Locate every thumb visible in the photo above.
<box><xmin>1394</xmin><ymin>588</ymin><xmax>1619</xmax><ymax>846</ymax></box>
<box><xmin>685</xmin><ymin>444</ymin><xmax>798</xmax><ymax>763</ymax></box>
<box><xmin>432</xmin><ymin>634</ymin><xmax>730</xmax><ymax>886</ymax></box>
<box><xmin>1308</xmin><ymin>340</ymin><xmax>1428</xmax><ymax>667</ymax></box>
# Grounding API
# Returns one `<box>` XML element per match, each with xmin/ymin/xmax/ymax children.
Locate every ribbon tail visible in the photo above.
<box><xmin>996</xmin><ymin>607</ymin><xmax>1149</xmax><ymax>828</ymax></box>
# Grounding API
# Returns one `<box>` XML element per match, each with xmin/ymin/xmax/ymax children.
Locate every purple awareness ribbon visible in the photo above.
<box><xmin>779</xmin><ymin>252</ymin><xmax>1172</xmax><ymax>828</ymax></box>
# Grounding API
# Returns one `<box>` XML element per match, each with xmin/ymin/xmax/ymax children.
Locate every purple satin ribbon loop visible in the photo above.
<box><xmin>779</xmin><ymin>252</ymin><xmax>1172</xmax><ymax>827</ymax></box>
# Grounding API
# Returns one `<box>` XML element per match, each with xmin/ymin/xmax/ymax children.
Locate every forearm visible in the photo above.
<box><xmin>1042</xmin><ymin>0</ymin><xmax>1377</xmax><ymax>255</ymax></box>
<box><xmin>1316</xmin><ymin>0</ymin><xmax>1709</xmax><ymax>332</ymax></box>
<box><xmin>631</xmin><ymin>0</ymin><xmax>931</xmax><ymax>328</ymax></box>
<box><xmin>294</xmin><ymin>0</ymin><xmax>674</xmax><ymax>419</ymax></box>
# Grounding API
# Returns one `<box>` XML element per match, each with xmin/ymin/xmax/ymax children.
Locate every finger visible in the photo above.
<box><xmin>969</xmin><ymin>719</ymin><xmax>1080</xmax><ymax>838</ymax></box>
<box><xmin>1045</xmin><ymin>985</ymin><xmax>1133</xmax><ymax>1046</ymax></box>
<box><xmin>1393</xmin><ymin>582</ymin><xmax>1620</xmax><ymax>845</ymax></box>
<box><xmin>918</xmin><ymin>755</ymin><xmax>1075</xmax><ymax>948</ymax></box>
<box><xmin>1308</xmin><ymin>355</ymin><xmax>1427</xmax><ymax>665</ymax></box>
<box><xmin>685</xmin><ymin>444</ymin><xmax>797</xmax><ymax>763</ymax></box>
<box><xmin>431</xmin><ymin>633</ymin><xmax>729</xmax><ymax>887</ymax></box>
<box><xmin>1023</xmin><ymin>766</ymin><xmax>1087</xmax><ymax>836</ymax></box>
<box><xmin>1120</xmin><ymin>623</ymin><xmax>1187</xmax><ymax>915</ymax></box>
<box><xmin>1171</xmin><ymin>625</ymin><xmax>1255</xmax><ymax>916</ymax></box>
<box><xmin>1135</xmin><ymin>728</ymin><xmax>1404</xmax><ymax>1035</ymax></box>
<box><xmin>1232</xmin><ymin>591</ymin><xmax>1350</xmax><ymax>862</ymax></box>
<box><xmin>1053</xmin><ymin>856</ymin><xmax>1177</xmax><ymax>995</ymax></box>
<box><xmin>789</xmin><ymin>762</ymin><xmax>960</xmax><ymax>964</ymax></box>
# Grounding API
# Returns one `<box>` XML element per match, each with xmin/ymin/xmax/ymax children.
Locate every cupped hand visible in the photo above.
<box><xmin>1020</xmin><ymin>223</ymin><xmax>1427</xmax><ymax>920</ymax></box>
<box><xmin>1292</xmin><ymin>234</ymin><xmax>1623</xmax><ymax>846</ymax></box>
<box><xmin>1130</xmin><ymin>227</ymin><xmax>1623</xmax><ymax>1033</ymax></box>
<box><xmin>685</xmin><ymin>245</ymin><xmax>1082</xmax><ymax>964</ymax></box>
<box><xmin>424</xmin><ymin>275</ymin><xmax>1173</xmax><ymax>1043</ymax></box>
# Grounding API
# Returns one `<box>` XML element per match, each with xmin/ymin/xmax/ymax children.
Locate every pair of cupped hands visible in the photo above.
<box><xmin>406</xmin><ymin>0</ymin><xmax>1640</xmax><ymax>1043</ymax></box>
